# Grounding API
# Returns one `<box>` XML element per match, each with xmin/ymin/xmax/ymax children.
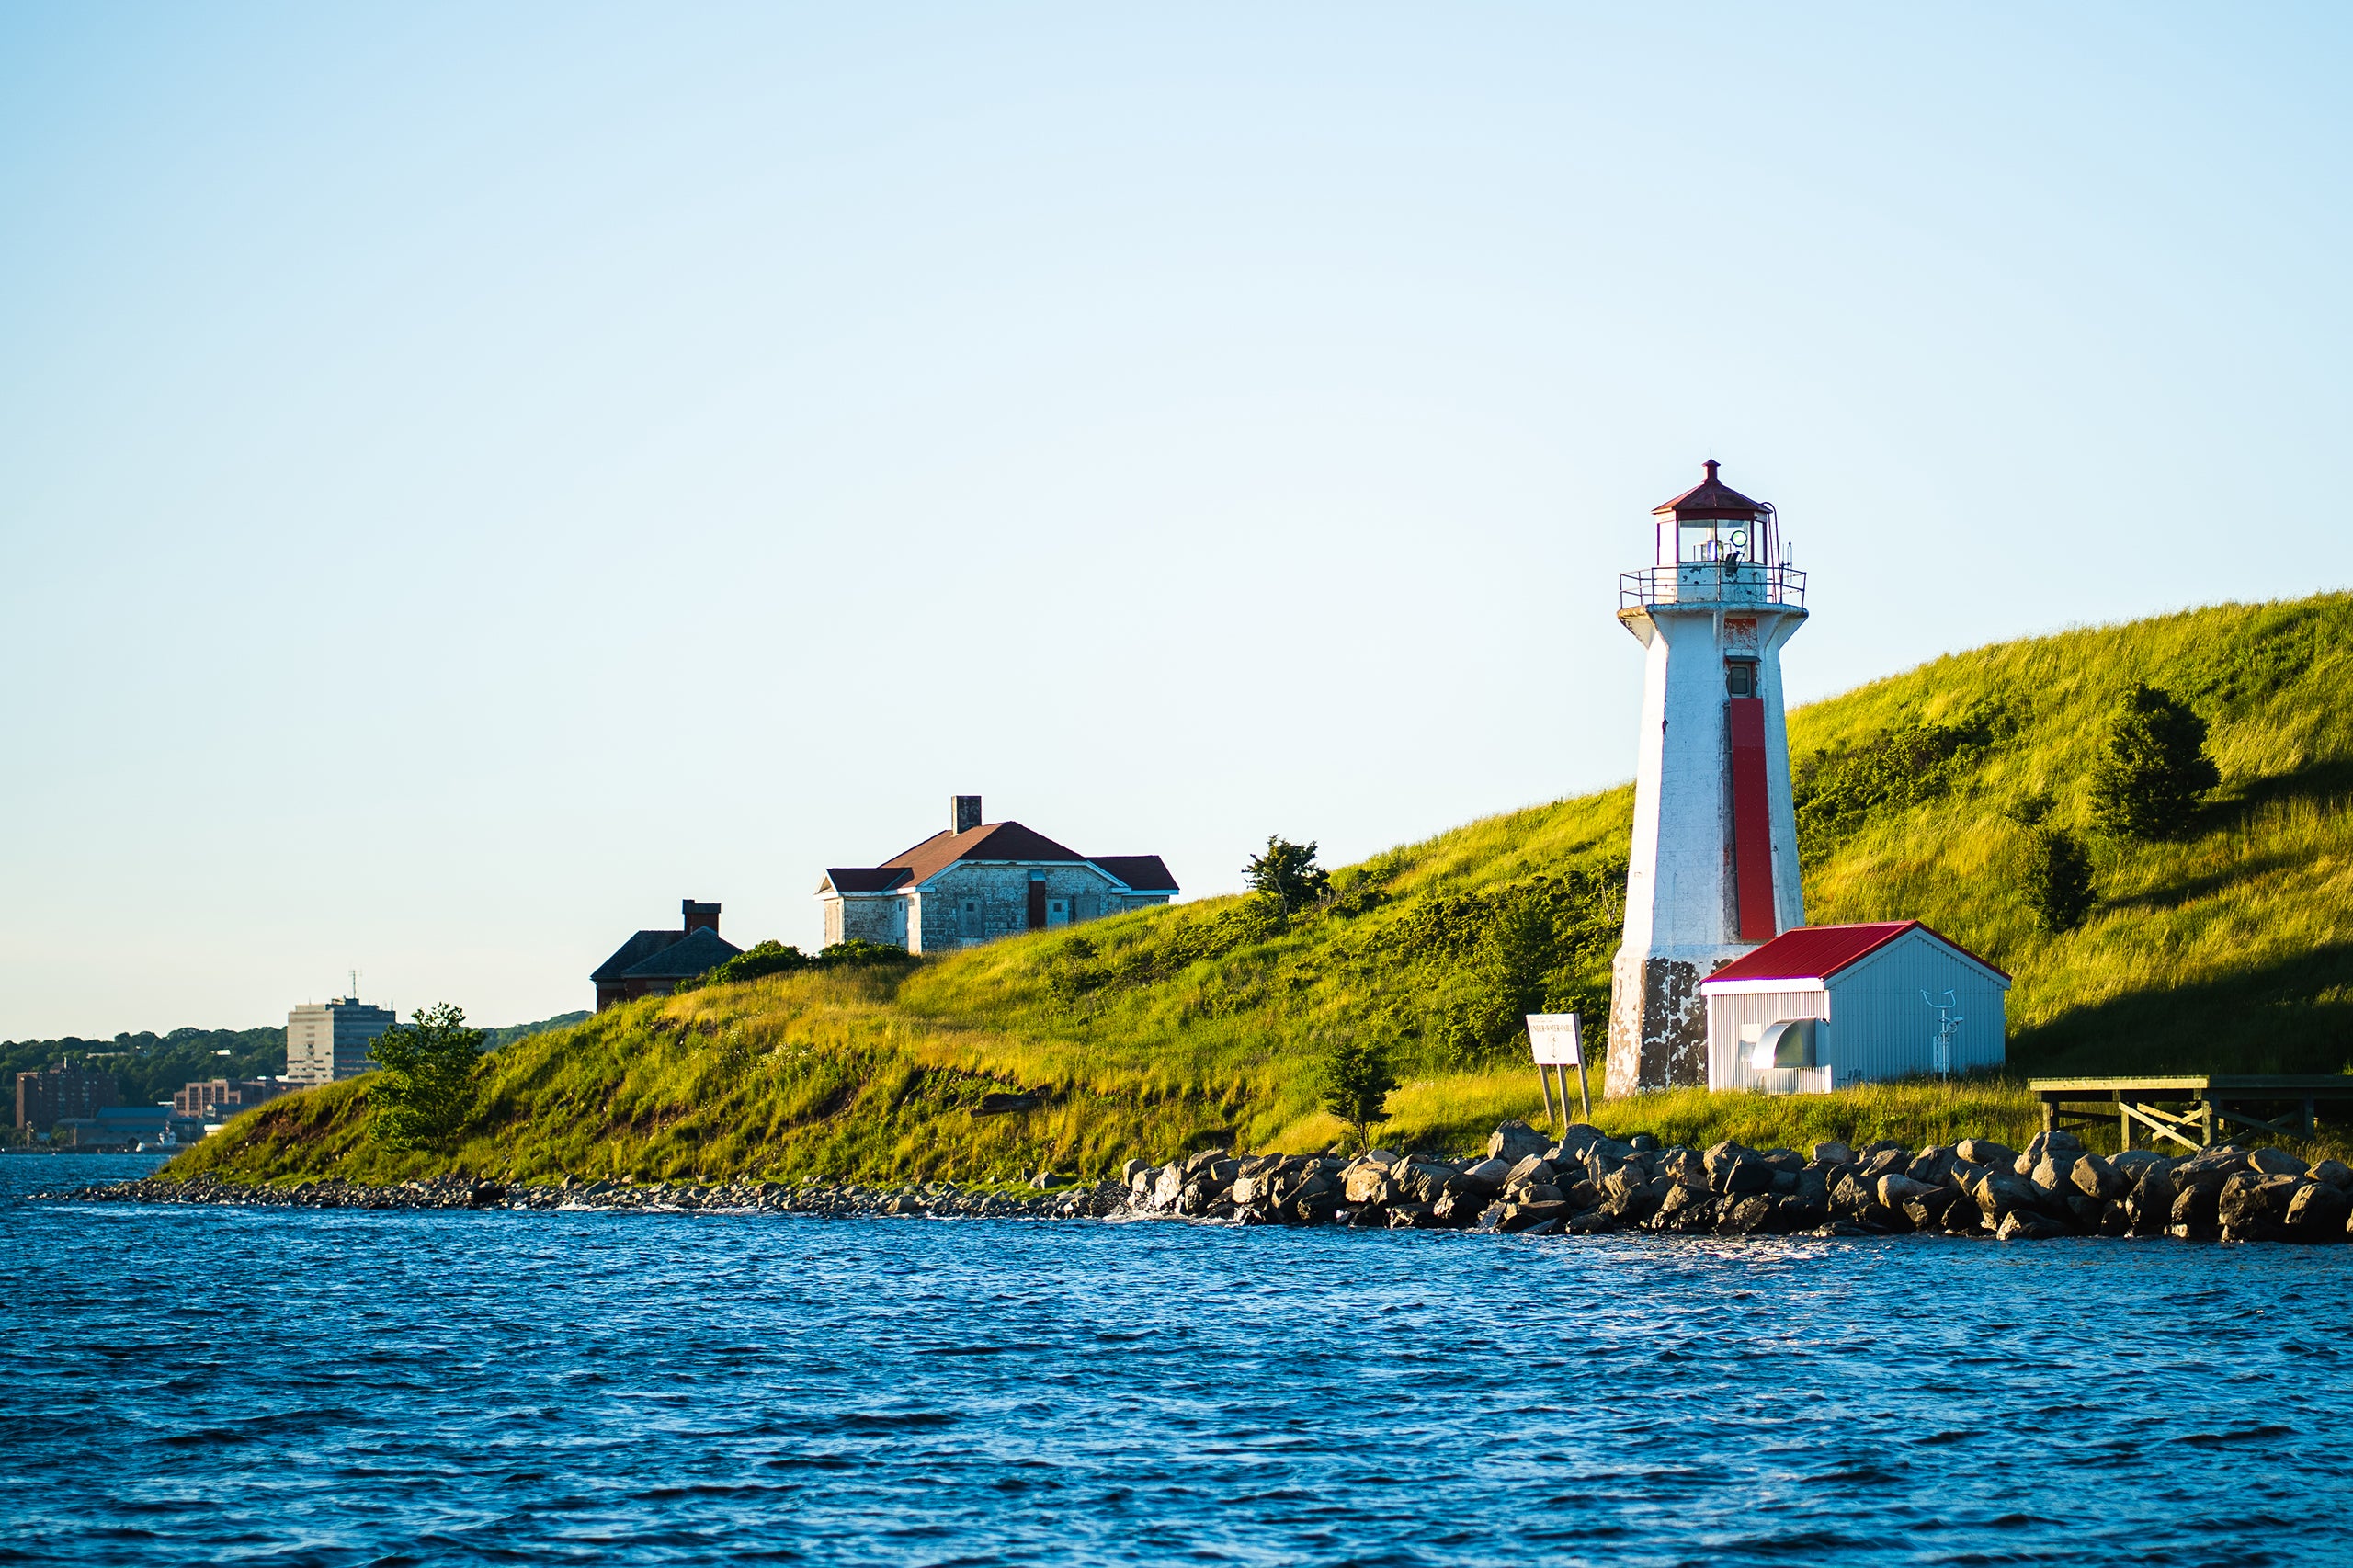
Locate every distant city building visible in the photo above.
<box><xmin>49</xmin><ymin>1105</ymin><xmax>188</xmax><ymax>1150</ymax></box>
<box><xmin>285</xmin><ymin>998</ymin><xmax>398</xmax><ymax>1085</ymax></box>
<box><xmin>173</xmin><ymin>1078</ymin><xmax>291</xmax><ymax>1119</ymax></box>
<box><xmin>817</xmin><ymin>796</ymin><xmax>1177</xmax><ymax>955</ymax></box>
<box><xmin>14</xmin><ymin>1063</ymin><xmax>119</xmax><ymax>1132</ymax></box>
<box><xmin>591</xmin><ymin>899</ymin><xmax>744</xmax><ymax>1011</ymax></box>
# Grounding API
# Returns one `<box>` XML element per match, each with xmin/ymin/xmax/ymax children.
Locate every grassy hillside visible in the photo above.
<box><xmin>171</xmin><ymin>593</ymin><xmax>2353</xmax><ymax>1187</ymax></box>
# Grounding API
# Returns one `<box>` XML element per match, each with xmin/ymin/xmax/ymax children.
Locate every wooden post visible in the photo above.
<box><xmin>1576</xmin><ymin>1058</ymin><xmax>1593</xmax><ymax>1121</ymax></box>
<box><xmin>2201</xmin><ymin>1096</ymin><xmax>2217</xmax><ymax>1149</ymax></box>
<box><xmin>2304</xmin><ymin>1096</ymin><xmax>2317</xmax><ymax>1138</ymax></box>
<box><xmin>1536</xmin><ymin>1063</ymin><xmax>1556</xmax><ymax>1128</ymax></box>
<box><xmin>2118</xmin><ymin>1091</ymin><xmax>2131</xmax><ymax>1154</ymax></box>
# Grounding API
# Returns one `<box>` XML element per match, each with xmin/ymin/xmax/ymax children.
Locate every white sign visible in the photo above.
<box><xmin>1526</xmin><ymin>1014</ymin><xmax>1584</xmax><ymax>1066</ymax></box>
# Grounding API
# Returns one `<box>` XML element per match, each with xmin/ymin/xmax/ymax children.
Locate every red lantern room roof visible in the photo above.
<box><xmin>1653</xmin><ymin>460</ymin><xmax>1769</xmax><ymax>523</ymax></box>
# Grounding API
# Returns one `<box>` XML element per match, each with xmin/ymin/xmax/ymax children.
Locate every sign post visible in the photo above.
<box><xmin>1525</xmin><ymin>1014</ymin><xmax>1591</xmax><ymax>1127</ymax></box>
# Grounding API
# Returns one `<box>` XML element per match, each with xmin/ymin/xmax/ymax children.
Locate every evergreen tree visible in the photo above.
<box><xmin>2087</xmin><ymin>682</ymin><xmax>2219</xmax><ymax>840</ymax></box>
<box><xmin>1319</xmin><ymin>1034</ymin><xmax>1396</xmax><ymax>1153</ymax></box>
<box><xmin>1244</xmin><ymin>836</ymin><xmax>1330</xmax><ymax>916</ymax></box>
<box><xmin>368</xmin><ymin>1003</ymin><xmax>485</xmax><ymax>1152</ymax></box>
<box><xmin>2021</xmin><ymin>824</ymin><xmax>2096</xmax><ymax>933</ymax></box>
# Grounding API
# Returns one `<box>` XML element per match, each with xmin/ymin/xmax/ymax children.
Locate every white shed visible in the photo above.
<box><xmin>1697</xmin><ymin>921</ymin><xmax>2009</xmax><ymax>1094</ymax></box>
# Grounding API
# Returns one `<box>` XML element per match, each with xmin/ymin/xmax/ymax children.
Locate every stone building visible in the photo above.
<box><xmin>285</xmin><ymin>997</ymin><xmax>398</xmax><ymax>1085</ymax></box>
<box><xmin>13</xmin><ymin>1062</ymin><xmax>119</xmax><ymax>1132</ymax></box>
<box><xmin>591</xmin><ymin>898</ymin><xmax>744</xmax><ymax>1010</ymax></box>
<box><xmin>818</xmin><ymin>797</ymin><xmax>1176</xmax><ymax>955</ymax></box>
<box><xmin>173</xmin><ymin>1077</ymin><xmax>291</xmax><ymax>1119</ymax></box>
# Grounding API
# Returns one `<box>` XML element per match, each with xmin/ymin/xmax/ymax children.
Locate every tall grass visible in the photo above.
<box><xmin>174</xmin><ymin>593</ymin><xmax>2353</xmax><ymax>1187</ymax></box>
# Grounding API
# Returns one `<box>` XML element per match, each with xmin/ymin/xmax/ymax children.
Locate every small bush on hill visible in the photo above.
<box><xmin>1319</xmin><ymin>1033</ymin><xmax>1396</xmax><ymax>1153</ymax></box>
<box><xmin>2088</xmin><ymin>681</ymin><xmax>2219</xmax><ymax>841</ymax></box>
<box><xmin>1245</xmin><ymin>836</ymin><xmax>1329</xmax><ymax>917</ymax></box>
<box><xmin>2020</xmin><ymin>824</ymin><xmax>2096</xmax><ymax>933</ymax></box>
<box><xmin>367</xmin><ymin>1004</ymin><xmax>484</xmax><ymax>1152</ymax></box>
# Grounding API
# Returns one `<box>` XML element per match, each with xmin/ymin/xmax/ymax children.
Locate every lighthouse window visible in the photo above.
<box><xmin>1726</xmin><ymin>660</ymin><xmax>1757</xmax><ymax>698</ymax></box>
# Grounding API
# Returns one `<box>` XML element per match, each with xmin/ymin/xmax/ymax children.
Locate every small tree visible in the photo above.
<box><xmin>2020</xmin><ymin>824</ymin><xmax>2096</xmax><ymax>933</ymax></box>
<box><xmin>2087</xmin><ymin>682</ymin><xmax>2218</xmax><ymax>840</ymax></box>
<box><xmin>368</xmin><ymin>1003</ymin><xmax>485</xmax><ymax>1152</ymax></box>
<box><xmin>1319</xmin><ymin>1034</ymin><xmax>1397</xmax><ymax>1153</ymax></box>
<box><xmin>1245</xmin><ymin>836</ymin><xmax>1330</xmax><ymax>916</ymax></box>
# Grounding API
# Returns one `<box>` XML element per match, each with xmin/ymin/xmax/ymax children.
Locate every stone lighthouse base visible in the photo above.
<box><xmin>1605</xmin><ymin>945</ymin><xmax>1748</xmax><ymax>1096</ymax></box>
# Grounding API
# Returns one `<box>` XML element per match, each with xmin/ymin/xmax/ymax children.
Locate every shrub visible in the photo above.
<box><xmin>1245</xmin><ymin>836</ymin><xmax>1330</xmax><ymax>916</ymax></box>
<box><xmin>2020</xmin><ymin>824</ymin><xmax>2096</xmax><ymax>933</ymax></box>
<box><xmin>2087</xmin><ymin>681</ymin><xmax>2219</xmax><ymax>840</ymax></box>
<box><xmin>701</xmin><ymin>940</ymin><xmax>813</xmax><ymax>987</ymax></box>
<box><xmin>367</xmin><ymin>1004</ymin><xmax>484</xmax><ymax>1152</ymax></box>
<box><xmin>1319</xmin><ymin>1033</ymin><xmax>1397</xmax><ymax>1153</ymax></box>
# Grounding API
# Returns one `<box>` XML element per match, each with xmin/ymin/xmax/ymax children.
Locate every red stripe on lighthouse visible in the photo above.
<box><xmin>1728</xmin><ymin>697</ymin><xmax>1776</xmax><ymax>942</ymax></box>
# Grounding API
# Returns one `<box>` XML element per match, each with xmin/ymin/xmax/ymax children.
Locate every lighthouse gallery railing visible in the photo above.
<box><xmin>1619</xmin><ymin>562</ymin><xmax>1807</xmax><ymax>610</ymax></box>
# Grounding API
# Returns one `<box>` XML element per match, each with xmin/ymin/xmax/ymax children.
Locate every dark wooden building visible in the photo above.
<box><xmin>592</xmin><ymin>898</ymin><xmax>744</xmax><ymax>1010</ymax></box>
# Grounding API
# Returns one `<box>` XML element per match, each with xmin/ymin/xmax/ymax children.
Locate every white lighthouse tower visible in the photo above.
<box><xmin>1606</xmin><ymin>461</ymin><xmax>1808</xmax><ymax>1096</ymax></box>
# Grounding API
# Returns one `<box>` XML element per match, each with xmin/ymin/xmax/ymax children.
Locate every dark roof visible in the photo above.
<box><xmin>618</xmin><ymin>926</ymin><xmax>743</xmax><ymax>980</ymax></box>
<box><xmin>883</xmin><ymin>821</ymin><xmax>1087</xmax><ymax>885</ymax></box>
<box><xmin>1654</xmin><ymin>459</ymin><xmax>1768</xmax><ymax>522</ymax></box>
<box><xmin>1091</xmin><ymin>855</ymin><xmax>1178</xmax><ymax>892</ymax></box>
<box><xmin>1702</xmin><ymin>921</ymin><xmax>2010</xmax><ymax>985</ymax></box>
<box><xmin>592</xmin><ymin>930</ymin><xmax>683</xmax><ymax>983</ymax></box>
<box><xmin>821</xmin><ymin>868</ymin><xmax>912</xmax><ymax>894</ymax></box>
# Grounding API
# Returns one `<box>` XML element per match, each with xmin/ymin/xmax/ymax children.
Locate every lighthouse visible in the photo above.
<box><xmin>1606</xmin><ymin>461</ymin><xmax>1807</xmax><ymax>1096</ymax></box>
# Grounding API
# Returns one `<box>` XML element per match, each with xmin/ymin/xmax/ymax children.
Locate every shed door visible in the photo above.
<box><xmin>1027</xmin><ymin>879</ymin><xmax>1047</xmax><ymax>930</ymax></box>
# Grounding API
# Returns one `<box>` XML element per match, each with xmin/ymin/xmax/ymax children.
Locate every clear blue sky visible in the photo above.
<box><xmin>4</xmin><ymin>3</ymin><xmax>2347</xmax><ymax>1040</ymax></box>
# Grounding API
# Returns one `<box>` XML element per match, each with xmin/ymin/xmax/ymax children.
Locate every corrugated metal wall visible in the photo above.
<box><xmin>1822</xmin><ymin>933</ymin><xmax>2006</xmax><ymax>1085</ymax></box>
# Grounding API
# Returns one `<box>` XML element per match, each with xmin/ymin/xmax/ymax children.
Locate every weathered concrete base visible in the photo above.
<box><xmin>1607</xmin><ymin>947</ymin><xmax>1743</xmax><ymax>1096</ymax></box>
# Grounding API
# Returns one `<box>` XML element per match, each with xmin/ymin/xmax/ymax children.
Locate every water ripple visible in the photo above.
<box><xmin>6</xmin><ymin>1155</ymin><xmax>2353</xmax><ymax>1567</ymax></box>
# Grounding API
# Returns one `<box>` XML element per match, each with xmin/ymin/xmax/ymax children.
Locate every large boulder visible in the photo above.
<box><xmin>1430</xmin><ymin>1191</ymin><xmax>1483</xmax><ymax>1228</ymax></box>
<box><xmin>1342</xmin><ymin>1165</ymin><xmax>1394</xmax><ymax>1206</ymax></box>
<box><xmin>1719</xmin><ymin>1195</ymin><xmax>1777</xmax><ymax>1235</ymax></box>
<box><xmin>1390</xmin><ymin>1161</ymin><xmax>1456</xmax><ymax>1204</ymax></box>
<box><xmin>2284</xmin><ymin>1181</ymin><xmax>2348</xmax><ymax>1243</ymax></box>
<box><xmin>2071</xmin><ymin>1153</ymin><xmax>2127</xmax><ymax>1201</ymax></box>
<box><xmin>1904</xmin><ymin>1146</ymin><xmax>1957</xmax><ymax>1186</ymax></box>
<box><xmin>1877</xmin><ymin>1173</ymin><xmax>1938</xmax><ymax>1210</ymax></box>
<box><xmin>2029</xmin><ymin>1153</ymin><xmax>2083</xmax><ymax>1196</ymax></box>
<box><xmin>2170</xmin><ymin>1181</ymin><xmax>2222</xmax><ymax>1237</ymax></box>
<box><xmin>1706</xmin><ymin>1142</ymin><xmax>1775</xmax><ymax>1195</ymax></box>
<box><xmin>2220</xmin><ymin>1174</ymin><xmax>2302</xmax><ymax>1242</ymax></box>
<box><xmin>1955</xmin><ymin>1137</ymin><xmax>2016</xmax><ymax>1169</ymax></box>
<box><xmin>1505</xmin><ymin>1154</ymin><xmax>1556</xmax><ymax>1188</ymax></box>
<box><xmin>1459</xmin><ymin>1156</ymin><xmax>1513</xmax><ymax>1193</ymax></box>
<box><xmin>1151</xmin><ymin>1165</ymin><xmax>1186</xmax><ymax>1210</ymax></box>
<box><xmin>1969</xmin><ymin>1167</ymin><xmax>2045</xmax><ymax>1221</ymax></box>
<box><xmin>2308</xmin><ymin>1158</ymin><xmax>2353</xmax><ymax>1191</ymax></box>
<box><xmin>1812</xmin><ymin>1140</ymin><xmax>1854</xmax><ymax>1166</ymax></box>
<box><xmin>1997</xmin><ymin>1209</ymin><xmax>2067</xmax><ymax>1241</ymax></box>
<box><xmin>1386</xmin><ymin>1202</ymin><xmax>1439</xmax><ymax>1229</ymax></box>
<box><xmin>1489</xmin><ymin>1120</ymin><xmax>1552</xmax><ymax>1165</ymax></box>
<box><xmin>2248</xmin><ymin>1148</ymin><xmax>2309</xmax><ymax>1177</ymax></box>
<box><xmin>1552</xmin><ymin>1124</ymin><xmax>1608</xmax><ymax>1163</ymax></box>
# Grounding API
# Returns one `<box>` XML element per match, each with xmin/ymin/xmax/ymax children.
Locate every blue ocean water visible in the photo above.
<box><xmin>7</xmin><ymin>1153</ymin><xmax>2350</xmax><ymax>1567</ymax></box>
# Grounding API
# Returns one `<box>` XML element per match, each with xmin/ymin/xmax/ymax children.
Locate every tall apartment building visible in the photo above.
<box><xmin>14</xmin><ymin>1063</ymin><xmax>120</xmax><ymax>1131</ymax></box>
<box><xmin>285</xmin><ymin>998</ymin><xmax>397</xmax><ymax>1085</ymax></box>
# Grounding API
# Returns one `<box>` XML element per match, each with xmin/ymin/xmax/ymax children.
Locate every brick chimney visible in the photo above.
<box><xmin>682</xmin><ymin>899</ymin><xmax>721</xmax><ymax>935</ymax></box>
<box><xmin>952</xmin><ymin>795</ymin><xmax>983</xmax><ymax>835</ymax></box>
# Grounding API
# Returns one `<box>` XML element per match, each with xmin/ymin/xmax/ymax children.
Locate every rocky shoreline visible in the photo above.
<box><xmin>35</xmin><ymin>1119</ymin><xmax>2353</xmax><ymax>1244</ymax></box>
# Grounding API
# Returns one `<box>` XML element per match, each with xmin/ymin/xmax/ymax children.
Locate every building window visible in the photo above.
<box><xmin>1725</xmin><ymin>659</ymin><xmax>1757</xmax><ymax>698</ymax></box>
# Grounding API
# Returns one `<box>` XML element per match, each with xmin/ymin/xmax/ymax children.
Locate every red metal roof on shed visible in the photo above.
<box><xmin>1703</xmin><ymin>921</ymin><xmax>2010</xmax><ymax>984</ymax></box>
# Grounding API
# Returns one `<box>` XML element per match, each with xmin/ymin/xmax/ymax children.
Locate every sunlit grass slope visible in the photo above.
<box><xmin>174</xmin><ymin>593</ymin><xmax>2353</xmax><ymax>1187</ymax></box>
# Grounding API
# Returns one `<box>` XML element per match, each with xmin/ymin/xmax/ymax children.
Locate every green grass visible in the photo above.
<box><xmin>171</xmin><ymin>593</ymin><xmax>2353</xmax><ymax>1187</ymax></box>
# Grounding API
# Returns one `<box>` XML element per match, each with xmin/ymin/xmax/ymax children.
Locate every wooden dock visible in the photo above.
<box><xmin>2029</xmin><ymin>1075</ymin><xmax>2353</xmax><ymax>1153</ymax></box>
